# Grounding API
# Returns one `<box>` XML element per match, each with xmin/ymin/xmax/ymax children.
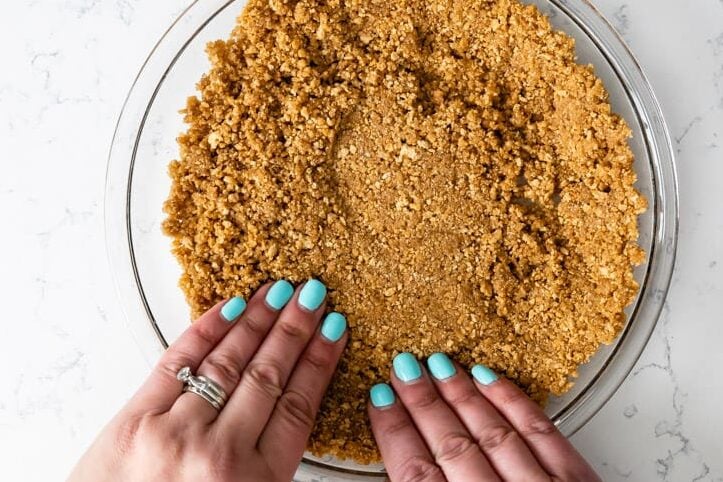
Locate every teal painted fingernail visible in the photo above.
<box><xmin>298</xmin><ymin>278</ymin><xmax>326</xmax><ymax>311</ymax></box>
<box><xmin>472</xmin><ymin>364</ymin><xmax>499</xmax><ymax>385</ymax></box>
<box><xmin>393</xmin><ymin>352</ymin><xmax>422</xmax><ymax>382</ymax></box>
<box><xmin>265</xmin><ymin>280</ymin><xmax>294</xmax><ymax>310</ymax></box>
<box><xmin>321</xmin><ymin>312</ymin><xmax>347</xmax><ymax>342</ymax></box>
<box><xmin>427</xmin><ymin>353</ymin><xmax>456</xmax><ymax>380</ymax></box>
<box><xmin>370</xmin><ymin>383</ymin><xmax>395</xmax><ymax>408</ymax></box>
<box><xmin>220</xmin><ymin>296</ymin><xmax>246</xmax><ymax>323</ymax></box>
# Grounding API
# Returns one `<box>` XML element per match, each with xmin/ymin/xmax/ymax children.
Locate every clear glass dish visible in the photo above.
<box><xmin>105</xmin><ymin>0</ymin><xmax>678</xmax><ymax>480</ymax></box>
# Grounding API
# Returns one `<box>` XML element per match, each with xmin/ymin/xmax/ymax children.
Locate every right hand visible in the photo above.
<box><xmin>369</xmin><ymin>353</ymin><xmax>601</xmax><ymax>481</ymax></box>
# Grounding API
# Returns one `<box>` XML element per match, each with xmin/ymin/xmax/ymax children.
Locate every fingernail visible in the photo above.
<box><xmin>393</xmin><ymin>352</ymin><xmax>422</xmax><ymax>382</ymax></box>
<box><xmin>370</xmin><ymin>383</ymin><xmax>395</xmax><ymax>408</ymax></box>
<box><xmin>321</xmin><ymin>312</ymin><xmax>347</xmax><ymax>342</ymax></box>
<box><xmin>265</xmin><ymin>280</ymin><xmax>294</xmax><ymax>310</ymax></box>
<box><xmin>220</xmin><ymin>296</ymin><xmax>246</xmax><ymax>323</ymax></box>
<box><xmin>471</xmin><ymin>364</ymin><xmax>499</xmax><ymax>385</ymax></box>
<box><xmin>427</xmin><ymin>353</ymin><xmax>456</xmax><ymax>380</ymax></box>
<box><xmin>298</xmin><ymin>278</ymin><xmax>326</xmax><ymax>311</ymax></box>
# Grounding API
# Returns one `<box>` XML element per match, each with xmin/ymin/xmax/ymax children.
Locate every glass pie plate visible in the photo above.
<box><xmin>105</xmin><ymin>0</ymin><xmax>678</xmax><ymax>480</ymax></box>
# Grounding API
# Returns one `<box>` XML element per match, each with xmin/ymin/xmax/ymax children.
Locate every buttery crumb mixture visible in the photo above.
<box><xmin>163</xmin><ymin>0</ymin><xmax>646</xmax><ymax>462</ymax></box>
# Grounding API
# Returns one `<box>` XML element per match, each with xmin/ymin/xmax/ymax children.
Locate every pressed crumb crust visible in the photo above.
<box><xmin>163</xmin><ymin>0</ymin><xmax>647</xmax><ymax>462</ymax></box>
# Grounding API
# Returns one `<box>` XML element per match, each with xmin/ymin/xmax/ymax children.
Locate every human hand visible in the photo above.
<box><xmin>69</xmin><ymin>279</ymin><xmax>348</xmax><ymax>482</ymax></box>
<box><xmin>369</xmin><ymin>353</ymin><xmax>601</xmax><ymax>482</ymax></box>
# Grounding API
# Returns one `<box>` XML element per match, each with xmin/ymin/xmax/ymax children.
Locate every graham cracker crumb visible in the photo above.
<box><xmin>163</xmin><ymin>0</ymin><xmax>647</xmax><ymax>463</ymax></box>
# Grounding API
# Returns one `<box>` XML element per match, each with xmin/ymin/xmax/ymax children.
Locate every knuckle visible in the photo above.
<box><xmin>518</xmin><ymin>417</ymin><xmax>559</xmax><ymax>439</ymax></box>
<box><xmin>244</xmin><ymin>360</ymin><xmax>285</xmax><ymax>399</ymax></box>
<box><xmin>150</xmin><ymin>419</ymin><xmax>187</xmax><ymax>458</ymax></box>
<box><xmin>203</xmin><ymin>352</ymin><xmax>243</xmax><ymax>387</ymax></box>
<box><xmin>242</xmin><ymin>313</ymin><xmax>268</xmax><ymax>338</ymax></box>
<box><xmin>277</xmin><ymin>319</ymin><xmax>310</xmax><ymax>342</ymax></box>
<box><xmin>202</xmin><ymin>444</ymin><xmax>239</xmax><ymax>480</ymax></box>
<box><xmin>167</xmin><ymin>434</ymin><xmax>187</xmax><ymax>460</ymax></box>
<box><xmin>158</xmin><ymin>348</ymin><xmax>196</xmax><ymax>381</ymax></box>
<box><xmin>434</xmin><ymin>433</ymin><xmax>478</xmax><ymax>464</ymax></box>
<box><xmin>408</xmin><ymin>390</ymin><xmax>443</xmax><ymax>412</ymax></box>
<box><xmin>113</xmin><ymin>413</ymin><xmax>146</xmax><ymax>456</ymax></box>
<box><xmin>190</xmin><ymin>323</ymin><xmax>218</xmax><ymax>348</ymax></box>
<box><xmin>498</xmin><ymin>387</ymin><xmax>529</xmax><ymax>407</ymax></box>
<box><xmin>300</xmin><ymin>347</ymin><xmax>333</xmax><ymax>376</ymax></box>
<box><xmin>397</xmin><ymin>456</ymin><xmax>444</xmax><ymax>482</ymax></box>
<box><xmin>477</xmin><ymin>423</ymin><xmax>519</xmax><ymax>454</ymax></box>
<box><xmin>381</xmin><ymin>416</ymin><xmax>414</xmax><ymax>439</ymax></box>
<box><xmin>276</xmin><ymin>389</ymin><xmax>316</xmax><ymax>431</ymax></box>
<box><xmin>445</xmin><ymin>386</ymin><xmax>479</xmax><ymax>407</ymax></box>
<box><xmin>158</xmin><ymin>362</ymin><xmax>181</xmax><ymax>382</ymax></box>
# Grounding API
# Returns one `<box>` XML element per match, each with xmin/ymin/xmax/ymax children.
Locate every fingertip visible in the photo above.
<box><xmin>427</xmin><ymin>352</ymin><xmax>457</xmax><ymax>381</ymax></box>
<box><xmin>320</xmin><ymin>312</ymin><xmax>347</xmax><ymax>342</ymax></box>
<box><xmin>370</xmin><ymin>383</ymin><xmax>396</xmax><ymax>409</ymax></box>
<box><xmin>220</xmin><ymin>296</ymin><xmax>247</xmax><ymax>323</ymax></box>
<box><xmin>471</xmin><ymin>364</ymin><xmax>499</xmax><ymax>387</ymax></box>
<box><xmin>264</xmin><ymin>279</ymin><xmax>294</xmax><ymax>311</ymax></box>
<box><xmin>473</xmin><ymin>372</ymin><xmax>547</xmax><ymax>421</ymax></box>
<box><xmin>392</xmin><ymin>352</ymin><xmax>423</xmax><ymax>383</ymax></box>
<box><xmin>298</xmin><ymin>278</ymin><xmax>327</xmax><ymax>311</ymax></box>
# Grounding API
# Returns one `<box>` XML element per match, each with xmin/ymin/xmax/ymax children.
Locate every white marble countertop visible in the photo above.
<box><xmin>1</xmin><ymin>1</ymin><xmax>721</xmax><ymax>480</ymax></box>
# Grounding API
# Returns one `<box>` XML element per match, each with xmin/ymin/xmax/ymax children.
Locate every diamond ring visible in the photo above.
<box><xmin>177</xmin><ymin>366</ymin><xmax>228</xmax><ymax>411</ymax></box>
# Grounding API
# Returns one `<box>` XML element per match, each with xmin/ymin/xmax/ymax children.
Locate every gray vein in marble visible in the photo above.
<box><xmin>633</xmin><ymin>304</ymin><xmax>712</xmax><ymax>481</ymax></box>
<box><xmin>710</xmin><ymin>32</ymin><xmax>723</xmax><ymax>57</ymax></box>
<box><xmin>29</xmin><ymin>50</ymin><xmax>60</xmax><ymax>90</ymax></box>
<box><xmin>116</xmin><ymin>0</ymin><xmax>136</xmax><ymax>26</ymax></box>
<box><xmin>622</xmin><ymin>404</ymin><xmax>638</xmax><ymax>418</ymax></box>
<box><xmin>96</xmin><ymin>305</ymin><xmax>110</xmax><ymax>325</ymax></box>
<box><xmin>709</xmin><ymin>33</ymin><xmax>723</xmax><ymax>109</ymax></box>
<box><xmin>675</xmin><ymin>116</ymin><xmax>703</xmax><ymax>145</ymax></box>
<box><xmin>692</xmin><ymin>464</ymin><xmax>711</xmax><ymax>482</ymax></box>
<box><xmin>600</xmin><ymin>461</ymin><xmax>632</xmax><ymax>480</ymax></box>
<box><xmin>12</xmin><ymin>349</ymin><xmax>89</xmax><ymax>421</ymax></box>
<box><xmin>35</xmin><ymin>94</ymin><xmax>96</xmax><ymax>124</ymax></box>
<box><xmin>43</xmin><ymin>351</ymin><xmax>86</xmax><ymax>381</ymax></box>
<box><xmin>74</xmin><ymin>0</ymin><xmax>102</xmax><ymax>18</ymax></box>
<box><xmin>49</xmin><ymin>323</ymin><xmax>70</xmax><ymax>339</ymax></box>
<box><xmin>26</xmin><ymin>47</ymin><xmax>100</xmax><ymax>122</ymax></box>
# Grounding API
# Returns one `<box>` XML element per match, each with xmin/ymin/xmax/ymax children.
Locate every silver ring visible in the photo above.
<box><xmin>177</xmin><ymin>367</ymin><xmax>228</xmax><ymax>411</ymax></box>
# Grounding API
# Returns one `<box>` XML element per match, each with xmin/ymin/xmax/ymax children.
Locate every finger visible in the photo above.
<box><xmin>127</xmin><ymin>297</ymin><xmax>243</xmax><ymax>414</ymax></box>
<box><xmin>256</xmin><ymin>312</ymin><xmax>348</xmax><ymax>471</ymax></box>
<box><xmin>391</xmin><ymin>353</ymin><xmax>500</xmax><ymax>482</ymax></box>
<box><xmin>221</xmin><ymin>278</ymin><xmax>327</xmax><ymax>441</ymax></box>
<box><xmin>170</xmin><ymin>281</ymin><xmax>293</xmax><ymax>424</ymax></box>
<box><xmin>426</xmin><ymin>354</ymin><xmax>548</xmax><ymax>481</ymax></box>
<box><xmin>472</xmin><ymin>365</ymin><xmax>602</xmax><ymax>482</ymax></box>
<box><xmin>367</xmin><ymin>383</ymin><xmax>446</xmax><ymax>482</ymax></box>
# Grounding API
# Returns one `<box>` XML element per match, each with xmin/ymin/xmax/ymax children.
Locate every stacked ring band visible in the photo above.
<box><xmin>177</xmin><ymin>366</ymin><xmax>228</xmax><ymax>411</ymax></box>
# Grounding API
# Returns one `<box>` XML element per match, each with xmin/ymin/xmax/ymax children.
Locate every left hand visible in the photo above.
<box><xmin>68</xmin><ymin>279</ymin><xmax>348</xmax><ymax>482</ymax></box>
